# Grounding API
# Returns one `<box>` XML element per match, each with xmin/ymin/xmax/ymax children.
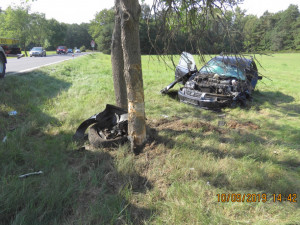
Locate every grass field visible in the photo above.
<box><xmin>0</xmin><ymin>53</ymin><xmax>299</xmax><ymax>224</ymax></box>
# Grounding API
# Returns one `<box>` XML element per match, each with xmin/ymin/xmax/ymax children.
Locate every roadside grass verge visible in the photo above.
<box><xmin>0</xmin><ymin>53</ymin><xmax>299</xmax><ymax>224</ymax></box>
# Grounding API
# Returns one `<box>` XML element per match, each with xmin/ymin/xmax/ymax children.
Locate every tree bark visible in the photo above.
<box><xmin>119</xmin><ymin>0</ymin><xmax>146</xmax><ymax>154</ymax></box>
<box><xmin>111</xmin><ymin>0</ymin><xmax>127</xmax><ymax>110</ymax></box>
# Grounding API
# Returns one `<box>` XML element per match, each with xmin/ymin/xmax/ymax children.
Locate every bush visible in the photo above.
<box><xmin>80</xmin><ymin>45</ymin><xmax>86</xmax><ymax>52</ymax></box>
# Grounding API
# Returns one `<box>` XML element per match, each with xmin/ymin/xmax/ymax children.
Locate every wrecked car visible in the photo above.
<box><xmin>161</xmin><ymin>52</ymin><xmax>262</xmax><ymax>109</ymax></box>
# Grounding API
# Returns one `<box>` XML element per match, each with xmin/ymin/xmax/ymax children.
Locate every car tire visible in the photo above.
<box><xmin>88</xmin><ymin>123</ymin><xmax>128</xmax><ymax>148</ymax></box>
<box><xmin>0</xmin><ymin>54</ymin><xmax>6</xmax><ymax>78</ymax></box>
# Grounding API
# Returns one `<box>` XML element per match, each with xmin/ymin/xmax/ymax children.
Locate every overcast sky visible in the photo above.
<box><xmin>1</xmin><ymin>0</ymin><xmax>300</xmax><ymax>24</ymax></box>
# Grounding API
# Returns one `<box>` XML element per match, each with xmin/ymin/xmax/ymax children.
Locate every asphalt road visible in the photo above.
<box><xmin>6</xmin><ymin>52</ymin><xmax>90</xmax><ymax>75</ymax></box>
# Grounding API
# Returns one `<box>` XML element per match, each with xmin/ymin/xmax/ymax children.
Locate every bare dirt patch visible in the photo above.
<box><xmin>227</xmin><ymin>120</ymin><xmax>259</xmax><ymax>130</ymax></box>
<box><xmin>150</xmin><ymin>116</ymin><xmax>222</xmax><ymax>133</ymax></box>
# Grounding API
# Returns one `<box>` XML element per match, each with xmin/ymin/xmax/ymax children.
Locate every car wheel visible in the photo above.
<box><xmin>0</xmin><ymin>54</ymin><xmax>6</xmax><ymax>78</ymax></box>
<box><xmin>88</xmin><ymin>123</ymin><xmax>128</xmax><ymax>148</ymax></box>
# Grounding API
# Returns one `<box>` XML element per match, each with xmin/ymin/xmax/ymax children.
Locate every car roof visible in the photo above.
<box><xmin>213</xmin><ymin>56</ymin><xmax>253</xmax><ymax>70</ymax></box>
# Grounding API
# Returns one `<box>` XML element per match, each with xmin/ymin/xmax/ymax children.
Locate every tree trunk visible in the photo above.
<box><xmin>111</xmin><ymin>0</ymin><xmax>127</xmax><ymax>110</ymax></box>
<box><xmin>23</xmin><ymin>43</ymin><xmax>28</xmax><ymax>57</ymax></box>
<box><xmin>119</xmin><ymin>0</ymin><xmax>146</xmax><ymax>154</ymax></box>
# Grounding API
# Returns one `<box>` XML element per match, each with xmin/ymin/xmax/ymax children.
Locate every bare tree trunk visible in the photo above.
<box><xmin>111</xmin><ymin>0</ymin><xmax>127</xmax><ymax>110</ymax></box>
<box><xmin>119</xmin><ymin>0</ymin><xmax>146</xmax><ymax>154</ymax></box>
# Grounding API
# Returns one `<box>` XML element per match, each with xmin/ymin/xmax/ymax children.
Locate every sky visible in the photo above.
<box><xmin>1</xmin><ymin>0</ymin><xmax>300</xmax><ymax>24</ymax></box>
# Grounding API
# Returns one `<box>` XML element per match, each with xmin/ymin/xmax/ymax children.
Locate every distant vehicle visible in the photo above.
<box><xmin>67</xmin><ymin>48</ymin><xmax>73</xmax><ymax>53</ymax></box>
<box><xmin>0</xmin><ymin>46</ymin><xmax>7</xmax><ymax>78</ymax></box>
<box><xmin>74</xmin><ymin>49</ymin><xmax>81</xmax><ymax>53</ymax></box>
<box><xmin>56</xmin><ymin>46</ymin><xmax>68</xmax><ymax>54</ymax></box>
<box><xmin>29</xmin><ymin>47</ymin><xmax>46</xmax><ymax>57</ymax></box>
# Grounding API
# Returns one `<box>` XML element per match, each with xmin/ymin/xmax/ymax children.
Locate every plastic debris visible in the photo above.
<box><xmin>8</xmin><ymin>111</ymin><xmax>17</xmax><ymax>116</ymax></box>
<box><xmin>19</xmin><ymin>171</ymin><xmax>43</xmax><ymax>178</ymax></box>
<box><xmin>2</xmin><ymin>136</ymin><xmax>7</xmax><ymax>143</ymax></box>
<box><xmin>162</xmin><ymin>114</ymin><xmax>169</xmax><ymax>118</ymax></box>
<box><xmin>207</xmin><ymin>181</ymin><xmax>210</xmax><ymax>186</ymax></box>
<box><xmin>218</xmin><ymin>121</ymin><xmax>226</xmax><ymax>127</ymax></box>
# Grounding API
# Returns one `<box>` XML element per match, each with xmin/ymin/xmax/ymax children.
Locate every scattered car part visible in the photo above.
<box><xmin>19</xmin><ymin>171</ymin><xmax>43</xmax><ymax>178</ymax></box>
<box><xmin>2</xmin><ymin>136</ymin><xmax>7</xmax><ymax>143</ymax></box>
<box><xmin>74</xmin><ymin>104</ymin><xmax>128</xmax><ymax>148</ymax></box>
<box><xmin>161</xmin><ymin>52</ymin><xmax>262</xmax><ymax>109</ymax></box>
<box><xmin>8</xmin><ymin>111</ymin><xmax>17</xmax><ymax>116</ymax></box>
<box><xmin>88</xmin><ymin>113</ymin><xmax>128</xmax><ymax>147</ymax></box>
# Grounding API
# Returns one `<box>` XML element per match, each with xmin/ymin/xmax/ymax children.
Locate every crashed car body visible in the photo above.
<box><xmin>163</xmin><ymin>52</ymin><xmax>262</xmax><ymax>109</ymax></box>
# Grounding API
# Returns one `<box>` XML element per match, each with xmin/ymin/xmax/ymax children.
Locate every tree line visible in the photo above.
<box><xmin>89</xmin><ymin>3</ymin><xmax>300</xmax><ymax>54</ymax></box>
<box><xmin>1</xmin><ymin>3</ymin><xmax>299</xmax><ymax>56</ymax></box>
<box><xmin>0</xmin><ymin>5</ymin><xmax>92</xmax><ymax>55</ymax></box>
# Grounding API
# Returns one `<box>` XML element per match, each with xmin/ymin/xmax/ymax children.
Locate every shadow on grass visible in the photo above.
<box><xmin>0</xmin><ymin>72</ymin><xmax>154</xmax><ymax>224</ymax></box>
<box><xmin>0</xmin><ymin>71</ymin><xmax>71</xmax><ymax>138</ymax></box>
<box><xmin>252</xmin><ymin>90</ymin><xmax>300</xmax><ymax>116</ymax></box>
<box><xmin>253</xmin><ymin>90</ymin><xmax>295</xmax><ymax>105</ymax></box>
<box><xmin>66</xmin><ymin>148</ymin><xmax>153</xmax><ymax>224</ymax></box>
<box><xmin>164</xmin><ymin>90</ymin><xmax>179</xmax><ymax>100</ymax></box>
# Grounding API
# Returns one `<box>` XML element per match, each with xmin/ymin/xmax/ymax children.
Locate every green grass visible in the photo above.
<box><xmin>0</xmin><ymin>53</ymin><xmax>299</xmax><ymax>224</ymax></box>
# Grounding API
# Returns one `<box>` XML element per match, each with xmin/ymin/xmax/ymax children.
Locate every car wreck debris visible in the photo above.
<box><xmin>161</xmin><ymin>52</ymin><xmax>262</xmax><ymax>109</ymax></box>
<box><xmin>19</xmin><ymin>171</ymin><xmax>43</xmax><ymax>178</ymax></box>
<box><xmin>8</xmin><ymin>110</ymin><xmax>17</xmax><ymax>116</ymax></box>
<box><xmin>74</xmin><ymin>104</ymin><xmax>128</xmax><ymax>148</ymax></box>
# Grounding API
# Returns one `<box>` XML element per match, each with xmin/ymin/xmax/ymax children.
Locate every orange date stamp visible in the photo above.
<box><xmin>217</xmin><ymin>193</ymin><xmax>297</xmax><ymax>203</ymax></box>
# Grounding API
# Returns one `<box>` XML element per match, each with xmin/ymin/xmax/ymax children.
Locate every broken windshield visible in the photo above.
<box><xmin>200</xmin><ymin>59</ymin><xmax>246</xmax><ymax>80</ymax></box>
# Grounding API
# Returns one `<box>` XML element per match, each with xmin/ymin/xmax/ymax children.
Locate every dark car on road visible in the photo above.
<box><xmin>56</xmin><ymin>46</ymin><xmax>68</xmax><ymax>54</ymax></box>
<box><xmin>67</xmin><ymin>48</ymin><xmax>73</xmax><ymax>53</ymax></box>
<box><xmin>161</xmin><ymin>52</ymin><xmax>262</xmax><ymax>109</ymax></box>
<box><xmin>29</xmin><ymin>47</ymin><xmax>46</xmax><ymax>57</ymax></box>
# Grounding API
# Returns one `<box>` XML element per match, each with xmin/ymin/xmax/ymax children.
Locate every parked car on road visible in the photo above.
<box><xmin>29</xmin><ymin>47</ymin><xmax>46</xmax><ymax>57</ymax></box>
<box><xmin>67</xmin><ymin>48</ymin><xmax>73</xmax><ymax>53</ymax></box>
<box><xmin>161</xmin><ymin>52</ymin><xmax>262</xmax><ymax>109</ymax></box>
<box><xmin>74</xmin><ymin>49</ymin><xmax>81</xmax><ymax>53</ymax></box>
<box><xmin>56</xmin><ymin>46</ymin><xmax>68</xmax><ymax>54</ymax></box>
